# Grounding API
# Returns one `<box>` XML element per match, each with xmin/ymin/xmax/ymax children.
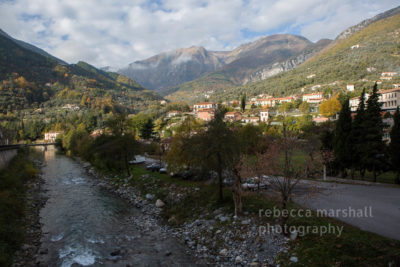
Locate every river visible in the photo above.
<box><xmin>36</xmin><ymin>147</ymin><xmax>197</xmax><ymax>267</ymax></box>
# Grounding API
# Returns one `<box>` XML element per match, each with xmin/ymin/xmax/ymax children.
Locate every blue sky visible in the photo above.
<box><xmin>0</xmin><ymin>0</ymin><xmax>398</xmax><ymax>68</ymax></box>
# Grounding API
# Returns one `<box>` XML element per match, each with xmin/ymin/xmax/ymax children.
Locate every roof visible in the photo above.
<box><xmin>197</xmin><ymin>108</ymin><xmax>215</xmax><ymax>113</ymax></box>
<box><xmin>303</xmin><ymin>92</ymin><xmax>323</xmax><ymax>96</ymax></box>
<box><xmin>379</xmin><ymin>88</ymin><xmax>400</xmax><ymax>94</ymax></box>
<box><xmin>194</xmin><ymin>102</ymin><xmax>215</xmax><ymax>105</ymax></box>
<box><xmin>244</xmin><ymin>117</ymin><xmax>259</xmax><ymax>120</ymax></box>
<box><xmin>225</xmin><ymin>111</ymin><xmax>241</xmax><ymax>115</ymax></box>
<box><xmin>168</xmin><ymin>110</ymin><xmax>180</xmax><ymax>113</ymax></box>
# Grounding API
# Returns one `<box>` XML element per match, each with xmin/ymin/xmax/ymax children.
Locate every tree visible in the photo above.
<box><xmin>333</xmin><ymin>98</ymin><xmax>353</xmax><ymax>177</ymax></box>
<box><xmin>361</xmin><ymin>83</ymin><xmax>386</xmax><ymax>182</ymax></box>
<box><xmin>241</xmin><ymin>94</ymin><xmax>246</xmax><ymax>112</ymax></box>
<box><xmin>389</xmin><ymin>108</ymin><xmax>400</xmax><ymax>184</ymax></box>
<box><xmin>319</xmin><ymin>98</ymin><xmax>341</xmax><ymax>117</ymax></box>
<box><xmin>350</xmin><ymin>89</ymin><xmax>367</xmax><ymax>179</ymax></box>
<box><xmin>140</xmin><ymin>118</ymin><xmax>155</xmax><ymax>139</ymax></box>
<box><xmin>278</xmin><ymin>102</ymin><xmax>294</xmax><ymax>115</ymax></box>
<box><xmin>299</xmin><ymin>101</ymin><xmax>310</xmax><ymax>114</ymax></box>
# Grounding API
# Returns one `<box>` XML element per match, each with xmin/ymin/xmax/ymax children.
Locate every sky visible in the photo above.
<box><xmin>0</xmin><ymin>0</ymin><xmax>398</xmax><ymax>68</ymax></box>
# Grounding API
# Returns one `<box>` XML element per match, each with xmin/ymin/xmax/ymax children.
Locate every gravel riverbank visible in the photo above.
<box><xmin>79</xmin><ymin>159</ymin><xmax>288</xmax><ymax>266</ymax></box>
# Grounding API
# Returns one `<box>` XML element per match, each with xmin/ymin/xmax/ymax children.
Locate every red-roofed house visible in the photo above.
<box><xmin>224</xmin><ymin>111</ymin><xmax>242</xmax><ymax>122</ymax></box>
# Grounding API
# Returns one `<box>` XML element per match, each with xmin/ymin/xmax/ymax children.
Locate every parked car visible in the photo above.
<box><xmin>129</xmin><ymin>155</ymin><xmax>146</xmax><ymax>164</ymax></box>
<box><xmin>146</xmin><ymin>163</ymin><xmax>161</xmax><ymax>172</ymax></box>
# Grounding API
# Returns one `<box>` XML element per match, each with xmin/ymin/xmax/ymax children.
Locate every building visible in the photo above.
<box><xmin>259</xmin><ymin>110</ymin><xmax>270</xmax><ymax>122</ymax></box>
<box><xmin>351</xmin><ymin>44</ymin><xmax>360</xmax><ymax>49</ymax></box>
<box><xmin>44</xmin><ymin>131</ymin><xmax>62</xmax><ymax>142</ymax></box>
<box><xmin>224</xmin><ymin>111</ymin><xmax>242</xmax><ymax>122</ymax></box>
<box><xmin>381</xmin><ymin>72</ymin><xmax>397</xmax><ymax>77</ymax></box>
<box><xmin>193</xmin><ymin>102</ymin><xmax>218</xmax><ymax>113</ymax></box>
<box><xmin>302</xmin><ymin>92</ymin><xmax>324</xmax><ymax>103</ymax></box>
<box><xmin>167</xmin><ymin>110</ymin><xmax>180</xmax><ymax>118</ymax></box>
<box><xmin>313</xmin><ymin>117</ymin><xmax>329</xmax><ymax>124</ymax></box>
<box><xmin>393</xmin><ymin>84</ymin><xmax>400</xmax><ymax>89</ymax></box>
<box><xmin>379</xmin><ymin>88</ymin><xmax>400</xmax><ymax>111</ymax></box>
<box><xmin>62</xmin><ymin>104</ymin><xmax>80</xmax><ymax>111</ymax></box>
<box><xmin>346</xmin><ymin>84</ymin><xmax>355</xmax><ymax>91</ymax></box>
<box><xmin>196</xmin><ymin>109</ymin><xmax>215</xmax><ymax>121</ymax></box>
<box><xmin>349</xmin><ymin>94</ymin><xmax>370</xmax><ymax>112</ymax></box>
<box><xmin>242</xmin><ymin>116</ymin><xmax>259</xmax><ymax>125</ymax></box>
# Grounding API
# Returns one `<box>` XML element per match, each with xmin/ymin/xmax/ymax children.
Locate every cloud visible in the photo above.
<box><xmin>0</xmin><ymin>0</ymin><xmax>398</xmax><ymax>68</ymax></box>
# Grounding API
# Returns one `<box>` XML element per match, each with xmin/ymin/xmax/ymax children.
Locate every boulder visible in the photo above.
<box><xmin>235</xmin><ymin>256</ymin><xmax>243</xmax><ymax>263</ymax></box>
<box><xmin>155</xmin><ymin>199</ymin><xmax>165</xmax><ymax>208</ymax></box>
<box><xmin>219</xmin><ymin>248</ymin><xmax>228</xmax><ymax>257</ymax></box>
<box><xmin>290</xmin><ymin>256</ymin><xmax>298</xmax><ymax>263</ymax></box>
<box><xmin>145</xmin><ymin>194</ymin><xmax>154</xmax><ymax>200</ymax></box>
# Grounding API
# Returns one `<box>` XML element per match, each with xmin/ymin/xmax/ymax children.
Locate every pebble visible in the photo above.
<box><xmin>145</xmin><ymin>193</ymin><xmax>154</xmax><ymax>200</ymax></box>
<box><xmin>290</xmin><ymin>256</ymin><xmax>298</xmax><ymax>263</ymax></box>
<box><xmin>155</xmin><ymin>199</ymin><xmax>165</xmax><ymax>208</ymax></box>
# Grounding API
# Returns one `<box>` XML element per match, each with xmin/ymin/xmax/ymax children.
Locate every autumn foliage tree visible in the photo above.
<box><xmin>319</xmin><ymin>97</ymin><xmax>341</xmax><ymax>117</ymax></box>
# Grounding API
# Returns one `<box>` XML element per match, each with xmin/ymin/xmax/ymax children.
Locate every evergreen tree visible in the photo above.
<box><xmin>350</xmin><ymin>89</ymin><xmax>367</xmax><ymax>179</ymax></box>
<box><xmin>333</xmin><ymin>98</ymin><xmax>352</xmax><ymax>177</ymax></box>
<box><xmin>389</xmin><ymin>107</ymin><xmax>400</xmax><ymax>184</ymax></box>
<box><xmin>140</xmin><ymin>118</ymin><xmax>155</xmax><ymax>140</ymax></box>
<box><xmin>241</xmin><ymin>94</ymin><xmax>246</xmax><ymax>112</ymax></box>
<box><xmin>361</xmin><ymin>83</ymin><xmax>386</xmax><ymax>182</ymax></box>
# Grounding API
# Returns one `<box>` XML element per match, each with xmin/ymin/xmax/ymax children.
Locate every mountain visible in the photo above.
<box><xmin>0</xmin><ymin>29</ymin><xmax>66</xmax><ymax>64</ymax></box>
<box><xmin>165</xmin><ymin>35</ymin><xmax>331</xmax><ymax>103</ymax></box>
<box><xmin>336</xmin><ymin>5</ymin><xmax>400</xmax><ymax>40</ymax></box>
<box><xmin>210</xmin><ymin>11</ymin><xmax>400</xmax><ymax>102</ymax></box>
<box><xmin>0</xmin><ymin>29</ymin><xmax>162</xmax><ymax>114</ymax></box>
<box><xmin>119</xmin><ymin>46</ymin><xmax>226</xmax><ymax>93</ymax></box>
<box><xmin>119</xmin><ymin>34</ymin><xmax>331</xmax><ymax>101</ymax></box>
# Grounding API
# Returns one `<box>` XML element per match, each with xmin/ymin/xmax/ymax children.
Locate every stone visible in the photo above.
<box><xmin>145</xmin><ymin>194</ymin><xmax>154</xmax><ymax>200</ymax></box>
<box><xmin>235</xmin><ymin>256</ymin><xmax>243</xmax><ymax>263</ymax></box>
<box><xmin>219</xmin><ymin>216</ymin><xmax>229</xmax><ymax>222</ymax></box>
<box><xmin>155</xmin><ymin>199</ymin><xmax>165</xmax><ymax>208</ymax></box>
<box><xmin>219</xmin><ymin>248</ymin><xmax>228</xmax><ymax>257</ymax></box>
<box><xmin>241</xmin><ymin>219</ymin><xmax>251</xmax><ymax>225</ymax></box>
<box><xmin>165</xmin><ymin>251</ymin><xmax>172</xmax><ymax>256</ymax></box>
<box><xmin>250</xmin><ymin>262</ymin><xmax>260</xmax><ymax>267</ymax></box>
<box><xmin>290</xmin><ymin>230</ymin><xmax>298</xmax><ymax>240</ymax></box>
<box><xmin>290</xmin><ymin>256</ymin><xmax>298</xmax><ymax>263</ymax></box>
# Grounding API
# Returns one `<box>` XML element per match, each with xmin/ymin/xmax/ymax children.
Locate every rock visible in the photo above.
<box><xmin>290</xmin><ymin>230</ymin><xmax>298</xmax><ymax>240</ymax></box>
<box><xmin>110</xmin><ymin>249</ymin><xmax>121</xmax><ymax>256</ymax></box>
<box><xmin>290</xmin><ymin>256</ymin><xmax>298</xmax><ymax>263</ymax></box>
<box><xmin>21</xmin><ymin>244</ymin><xmax>31</xmax><ymax>251</ymax></box>
<box><xmin>250</xmin><ymin>262</ymin><xmax>260</xmax><ymax>267</ymax></box>
<box><xmin>241</xmin><ymin>219</ymin><xmax>251</xmax><ymax>225</ymax></box>
<box><xmin>155</xmin><ymin>199</ymin><xmax>165</xmax><ymax>208</ymax></box>
<box><xmin>219</xmin><ymin>248</ymin><xmax>228</xmax><ymax>257</ymax></box>
<box><xmin>165</xmin><ymin>251</ymin><xmax>172</xmax><ymax>256</ymax></box>
<box><xmin>145</xmin><ymin>194</ymin><xmax>154</xmax><ymax>200</ymax></box>
<box><xmin>235</xmin><ymin>256</ymin><xmax>243</xmax><ymax>263</ymax></box>
<box><xmin>219</xmin><ymin>216</ymin><xmax>229</xmax><ymax>222</ymax></box>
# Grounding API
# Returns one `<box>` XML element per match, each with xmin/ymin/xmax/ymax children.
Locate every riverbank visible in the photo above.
<box><xmin>0</xmin><ymin>149</ymin><xmax>45</xmax><ymax>267</ymax></box>
<box><xmin>77</xmin><ymin>158</ymin><xmax>289</xmax><ymax>266</ymax></box>
<box><xmin>78</xmin><ymin>158</ymin><xmax>400</xmax><ymax>266</ymax></box>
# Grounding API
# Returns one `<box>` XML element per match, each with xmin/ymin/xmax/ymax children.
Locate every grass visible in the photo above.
<box><xmin>0</xmin><ymin>149</ymin><xmax>39</xmax><ymax>267</ymax></box>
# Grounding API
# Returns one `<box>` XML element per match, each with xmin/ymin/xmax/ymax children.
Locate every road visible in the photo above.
<box><xmin>295</xmin><ymin>181</ymin><xmax>400</xmax><ymax>240</ymax></box>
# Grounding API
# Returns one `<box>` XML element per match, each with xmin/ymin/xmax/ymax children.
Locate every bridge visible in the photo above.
<box><xmin>0</xmin><ymin>143</ymin><xmax>56</xmax><ymax>151</ymax></box>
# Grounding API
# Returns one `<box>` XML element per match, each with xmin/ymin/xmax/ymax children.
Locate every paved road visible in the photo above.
<box><xmin>295</xmin><ymin>181</ymin><xmax>400</xmax><ymax>240</ymax></box>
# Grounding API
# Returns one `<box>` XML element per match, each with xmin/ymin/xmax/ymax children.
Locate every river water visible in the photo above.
<box><xmin>36</xmin><ymin>147</ymin><xmax>197</xmax><ymax>267</ymax></box>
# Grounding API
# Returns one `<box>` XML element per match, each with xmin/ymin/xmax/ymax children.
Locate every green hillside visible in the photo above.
<box><xmin>211</xmin><ymin>14</ymin><xmax>400</xmax><ymax>102</ymax></box>
<box><xmin>0</xmin><ymin>32</ymin><xmax>162</xmax><ymax>114</ymax></box>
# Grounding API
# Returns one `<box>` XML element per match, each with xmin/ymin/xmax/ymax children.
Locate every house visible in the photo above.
<box><xmin>379</xmin><ymin>88</ymin><xmax>400</xmax><ymax>111</ymax></box>
<box><xmin>351</xmin><ymin>44</ymin><xmax>360</xmax><ymax>49</ymax></box>
<box><xmin>346</xmin><ymin>84</ymin><xmax>355</xmax><ymax>92</ymax></box>
<box><xmin>302</xmin><ymin>92</ymin><xmax>324</xmax><ymax>103</ymax></box>
<box><xmin>62</xmin><ymin>104</ymin><xmax>80</xmax><ymax>111</ymax></box>
<box><xmin>90</xmin><ymin>129</ymin><xmax>104</xmax><ymax>138</ymax></box>
<box><xmin>196</xmin><ymin>109</ymin><xmax>215</xmax><ymax>121</ymax></box>
<box><xmin>242</xmin><ymin>116</ymin><xmax>259</xmax><ymax>125</ymax></box>
<box><xmin>313</xmin><ymin>117</ymin><xmax>329</xmax><ymax>124</ymax></box>
<box><xmin>224</xmin><ymin>111</ymin><xmax>242</xmax><ymax>122</ymax></box>
<box><xmin>167</xmin><ymin>110</ymin><xmax>180</xmax><ymax>118</ymax></box>
<box><xmin>307</xmin><ymin>74</ymin><xmax>316</xmax><ymax>79</ymax></box>
<box><xmin>393</xmin><ymin>84</ymin><xmax>400</xmax><ymax>89</ymax></box>
<box><xmin>259</xmin><ymin>110</ymin><xmax>270</xmax><ymax>122</ymax></box>
<box><xmin>349</xmin><ymin>94</ymin><xmax>370</xmax><ymax>112</ymax></box>
<box><xmin>376</xmin><ymin>80</ymin><xmax>383</xmax><ymax>85</ymax></box>
<box><xmin>193</xmin><ymin>102</ymin><xmax>218</xmax><ymax>113</ymax></box>
<box><xmin>44</xmin><ymin>131</ymin><xmax>62</xmax><ymax>142</ymax></box>
<box><xmin>381</xmin><ymin>72</ymin><xmax>397</xmax><ymax>77</ymax></box>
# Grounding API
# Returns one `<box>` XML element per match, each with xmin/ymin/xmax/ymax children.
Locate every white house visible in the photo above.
<box><xmin>44</xmin><ymin>131</ymin><xmax>62</xmax><ymax>142</ymax></box>
<box><xmin>167</xmin><ymin>110</ymin><xmax>180</xmax><ymax>118</ymax></box>
<box><xmin>193</xmin><ymin>102</ymin><xmax>218</xmax><ymax>112</ymax></box>
<box><xmin>242</xmin><ymin>117</ymin><xmax>259</xmax><ymax>125</ymax></box>
<box><xmin>259</xmin><ymin>110</ymin><xmax>270</xmax><ymax>122</ymax></box>
<box><xmin>379</xmin><ymin>88</ymin><xmax>400</xmax><ymax>111</ymax></box>
<box><xmin>346</xmin><ymin>84</ymin><xmax>355</xmax><ymax>92</ymax></box>
<box><xmin>302</xmin><ymin>92</ymin><xmax>324</xmax><ymax>103</ymax></box>
<box><xmin>349</xmin><ymin>94</ymin><xmax>370</xmax><ymax>112</ymax></box>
